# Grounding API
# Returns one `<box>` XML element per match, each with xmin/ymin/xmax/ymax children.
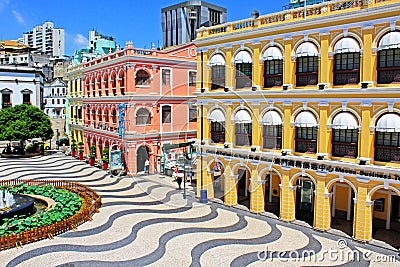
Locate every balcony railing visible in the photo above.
<box><xmin>333</xmin><ymin>69</ymin><xmax>360</xmax><ymax>85</ymax></box>
<box><xmin>375</xmin><ymin>146</ymin><xmax>400</xmax><ymax>162</ymax></box>
<box><xmin>211</xmin><ymin>132</ymin><xmax>225</xmax><ymax>144</ymax></box>
<box><xmin>332</xmin><ymin>143</ymin><xmax>358</xmax><ymax>158</ymax></box>
<box><xmin>377</xmin><ymin>68</ymin><xmax>400</xmax><ymax>84</ymax></box>
<box><xmin>296</xmin><ymin>73</ymin><xmax>318</xmax><ymax>86</ymax></box>
<box><xmin>264</xmin><ymin>74</ymin><xmax>283</xmax><ymax>88</ymax></box>
<box><xmin>197</xmin><ymin>0</ymin><xmax>394</xmax><ymax>39</ymax></box>
<box><xmin>295</xmin><ymin>139</ymin><xmax>317</xmax><ymax>153</ymax></box>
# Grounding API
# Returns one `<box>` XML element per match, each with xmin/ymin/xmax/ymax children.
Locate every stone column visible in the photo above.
<box><xmin>282</xmin><ymin>103</ymin><xmax>294</xmax><ymax>154</ymax></box>
<box><xmin>224</xmin><ymin>162</ymin><xmax>238</xmax><ymax>206</ymax></box>
<box><xmin>250</xmin><ymin>167</ymin><xmax>264</xmax><ymax>213</ymax></box>
<box><xmin>280</xmin><ymin>170</ymin><xmax>296</xmax><ymax>221</ymax></box>
<box><xmin>253</xmin><ymin>43</ymin><xmax>262</xmax><ymax>88</ymax></box>
<box><xmin>314</xmin><ymin>174</ymin><xmax>332</xmax><ymax>231</ymax></box>
<box><xmin>252</xmin><ymin>105</ymin><xmax>261</xmax><ymax>148</ymax></box>
<box><xmin>354</xmin><ymin>183</ymin><xmax>373</xmax><ymax>241</ymax></box>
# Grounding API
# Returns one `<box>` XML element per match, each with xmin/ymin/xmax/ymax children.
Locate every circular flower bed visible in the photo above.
<box><xmin>0</xmin><ymin>184</ymin><xmax>82</xmax><ymax>237</ymax></box>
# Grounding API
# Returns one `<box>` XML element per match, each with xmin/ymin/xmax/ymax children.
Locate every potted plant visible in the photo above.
<box><xmin>70</xmin><ymin>139</ymin><xmax>77</xmax><ymax>157</ymax></box>
<box><xmin>102</xmin><ymin>148</ymin><xmax>109</xmax><ymax>171</ymax></box>
<box><xmin>89</xmin><ymin>145</ymin><xmax>96</xmax><ymax>166</ymax></box>
<box><xmin>78</xmin><ymin>141</ymin><xmax>84</xmax><ymax>160</ymax></box>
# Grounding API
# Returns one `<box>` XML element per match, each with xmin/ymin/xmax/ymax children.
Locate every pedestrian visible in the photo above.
<box><xmin>144</xmin><ymin>159</ymin><xmax>150</xmax><ymax>174</ymax></box>
<box><xmin>176</xmin><ymin>173</ymin><xmax>182</xmax><ymax>190</ymax></box>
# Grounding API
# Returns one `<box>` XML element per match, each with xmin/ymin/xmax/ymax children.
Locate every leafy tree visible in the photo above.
<box><xmin>0</xmin><ymin>104</ymin><xmax>53</xmax><ymax>141</ymax></box>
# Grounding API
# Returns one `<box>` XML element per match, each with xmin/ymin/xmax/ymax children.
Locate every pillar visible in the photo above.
<box><xmin>252</xmin><ymin>105</ymin><xmax>261</xmax><ymax>148</ymax></box>
<box><xmin>253</xmin><ymin>43</ymin><xmax>262</xmax><ymax>88</ymax></box>
<box><xmin>225</xmin><ymin>47</ymin><xmax>234</xmax><ymax>90</ymax></box>
<box><xmin>280</xmin><ymin>171</ymin><xmax>296</xmax><ymax>221</ymax></box>
<box><xmin>318</xmin><ymin>104</ymin><xmax>329</xmax><ymax>155</ymax></box>
<box><xmin>225</xmin><ymin>105</ymin><xmax>233</xmax><ymax>144</ymax></box>
<box><xmin>359</xmin><ymin>103</ymin><xmax>373</xmax><ymax>160</ymax></box>
<box><xmin>250</xmin><ymin>168</ymin><xmax>264</xmax><ymax>213</ymax></box>
<box><xmin>282</xmin><ymin>103</ymin><xmax>294</xmax><ymax>153</ymax></box>
<box><xmin>319</xmin><ymin>33</ymin><xmax>331</xmax><ymax>85</ymax></box>
<box><xmin>283</xmin><ymin>39</ymin><xmax>294</xmax><ymax>86</ymax></box>
<box><xmin>354</xmin><ymin>184</ymin><xmax>373</xmax><ymax>241</ymax></box>
<box><xmin>361</xmin><ymin>26</ymin><xmax>374</xmax><ymax>83</ymax></box>
<box><xmin>224</xmin><ymin>162</ymin><xmax>238</xmax><ymax>206</ymax></box>
<box><xmin>203</xmin><ymin>52</ymin><xmax>210</xmax><ymax>90</ymax></box>
<box><xmin>313</xmin><ymin>176</ymin><xmax>331</xmax><ymax>231</ymax></box>
<box><xmin>203</xmin><ymin>104</ymin><xmax>211</xmax><ymax>143</ymax></box>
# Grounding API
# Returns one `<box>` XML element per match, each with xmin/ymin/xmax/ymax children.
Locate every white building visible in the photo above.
<box><xmin>44</xmin><ymin>78</ymin><xmax>67</xmax><ymax>118</ymax></box>
<box><xmin>161</xmin><ymin>1</ymin><xmax>226</xmax><ymax>48</ymax></box>
<box><xmin>20</xmin><ymin>22</ymin><xmax>65</xmax><ymax>58</ymax></box>
<box><xmin>0</xmin><ymin>66</ymin><xmax>44</xmax><ymax>109</ymax></box>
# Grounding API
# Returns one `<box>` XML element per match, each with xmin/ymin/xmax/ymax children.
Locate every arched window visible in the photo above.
<box><xmin>111</xmin><ymin>109</ymin><xmax>117</xmax><ymax>124</ymax></box>
<box><xmin>97</xmin><ymin>75</ymin><xmax>102</xmax><ymax>96</ymax></box>
<box><xmin>136</xmin><ymin>108</ymin><xmax>151</xmax><ymax>125</ymax></box>
<box><xmin>296</xmin><ymin>42</ymin><xmax>319</xmax><ymax>86</ymax></box>
<box><xmin>119</xmin><ymin>71</ymin><xmax>125</xmax><ymax>95</ymax></box>
<box><xmin>209</xmin><ymin>109</ymin><xmax>225</xmax><ymax>143</ymax></box>
<box><xmin>234</xmin><ymin>109</ymin><xmax>252</xmax><ymax>146</ymax></box>
<box><xmin>104</xmin><ymin>109</ymin><xmax>109</xmax><ymax>123</ymax></box>
<box><xmin>331</xmin><ymin>112</ymin><xmax>359</xmax><ymax>158</ymax></box>
<box><xmin>104</xmin><ymin>74</ymin><xmax>109</xmax><ymax>96</ymax></box>
<box><xmin>234</xmin><ymin>51</ymin><xmax>252</xmax><ymax>89</ymax></box>
<box><xmin>262</xmin><ymin>110</ymin><xmax>282</xmax><ymax>149</ymax></box>
<box><xmin>135</xmin><ymin>70</ymin><xmax>149</xmax><ymax>86</ymax></box>
<box><xmin>375</xmin><ymin>113</ymin><xmax>400</xmax><ymax>162</ymax></box>
<box><xmin>333</xmin><ymin>37</ymin><xmax>360</xmax><ymax>85</ymax></box>
<box><xmin>294</xmin><ymin>111</ymin><xmax>318</xmax><ymax>153</ymax></box>
<box><xmin>209</xmin><ymin>54</ymin><xmax>226</xmax><ymax>89</ymax></box>
<box><xmin>263</xmin><ymin>47</ymin><xmax>283</xmax><ymax>87</ymax></box>
<box><xmin>377</xmin><ymin>32</ymin><xmax>400</xmax><ymax>84</ymax></box>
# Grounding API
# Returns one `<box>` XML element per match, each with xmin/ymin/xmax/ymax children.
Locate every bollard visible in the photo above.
<box><xmin>200</xmin><ymin>189</ymin><xmax>208</xmax><ymax>204</ymax></box>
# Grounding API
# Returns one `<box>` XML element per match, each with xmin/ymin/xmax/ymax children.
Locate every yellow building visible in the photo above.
<box><xmin>195</xmin><ymin>0</ymin><xmax>400</xmax><ymax>246</ymax></box>
<box><xmin>66</xmin><ymin>64</ymin><xmax>84</xmax><ymax>144</ymax></box>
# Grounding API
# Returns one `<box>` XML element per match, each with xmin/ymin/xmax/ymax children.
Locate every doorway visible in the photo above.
<box><xmin>264</xmin><ymin>173</ymin><xmax>280</xmax><ymax>216</ymax></box>
<box><xmin>295</xmin><ymin>178</ymin><xmax>315</xmax><ymax>226</ymax></box>
<box><xmin>237</xmin><ymin>168</ymin><xmax>250</xmax><ymax>209</ymax></box>
<box><xmin>136</xmin><ymin>146</ymin><xmax>149</xmax><ymax>173</ymax></box>
<box><xmin>330</xmin><ymin>183</ymin><xmax>355</xmax><ymax>237</ymax></box>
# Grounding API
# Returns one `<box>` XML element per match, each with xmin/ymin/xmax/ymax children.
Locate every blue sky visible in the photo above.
<box><xmin>0</xmin><ymin>0</ymin><xmax>286</xmax><ymax>56</ymax></box>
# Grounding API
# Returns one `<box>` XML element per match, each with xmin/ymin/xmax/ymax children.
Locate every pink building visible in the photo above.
<box><xmin>81</xmin><ymin>42</ymin><xmax>197</xmax><ymax>175</ymax></box>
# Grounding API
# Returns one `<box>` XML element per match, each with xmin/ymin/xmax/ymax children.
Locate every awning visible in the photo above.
<box><xmin>262</xmin><ymin>47</ymin><xmax>283</xmax><ymax>60</ymax></box>
<box><xmin>295</xmin><ymin>111</ymin><xmax>317</xmax><ymax>127</ymax></box>
<box><xmin>262</xmin><ymin>110</ymin><xmax>282</xmax><ymax>125</ymax></box>
<box><xmin>334</xmin><ymin>37</ymin><xmax>360</xmax><ymax>53</ymax></box>
<box><xmin>376</xmin><ymin>113</ymin><xmax>400</xmax><ymax>132</ymax></box>
<box><xmin>234</xmin><ymin>50</ymin><xmax>252</xmax><ymax>64</ymax></box>
<box><xmin>234</xmin><ymin>109</ymin><xmax>252</xmax><ymax>123</ymax></box>
<box><xmin>209</xmin><ymin>54</ymin><xmax>226</xmax><ymax>66</ymax></box>
<box><xmin>208</xmin><ymin>109</ymin><xmax>225</xmax><ymax>122</ymax></box>
<box><xmin>378</xmin><ymin>32</ymin><xmax>400</xmax><ymax>50</ymax></box>
<box><xmin>332</xmin><ymin>112</ymin><xmax>358</xmax><ymax>129</ymax></box>
<box><xmin>296</xmin><ymin>42</ymin><xmax>318</xmax><ymax>57</ymax></box>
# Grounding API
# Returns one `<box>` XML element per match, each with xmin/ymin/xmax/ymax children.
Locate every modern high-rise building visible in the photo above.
<box><xmin>73</xmin><ymin>30</ymin><xmax>116</xmax><ymax>65</ymax></box>
<box><xmin>161</xmin><ymin>1</ymin><xmax>226</xmax><ymax>48</ymax></box>
<box><xmin>20</xmin><ymin>21</ymin><xmax>65</xmax><ymax>58</ymax></box>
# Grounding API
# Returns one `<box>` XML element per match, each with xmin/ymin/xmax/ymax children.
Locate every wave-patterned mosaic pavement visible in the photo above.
<box><xmin>0</xmin><ymin>154</ymin><xmax>399</xmax><ymax>267</ymax></box>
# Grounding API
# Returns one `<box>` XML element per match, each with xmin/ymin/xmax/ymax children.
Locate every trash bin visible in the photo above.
<box><xmin>200</xmin><ymin>189</ymin><xmax>208</xmax><ymax>204</ymax></box>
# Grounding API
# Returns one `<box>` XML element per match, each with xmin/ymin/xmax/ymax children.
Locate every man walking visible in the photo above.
<box><xmin>144</xmin><ymin>159</ymin><xmax>150</xmax><ymax>175</ymax></box>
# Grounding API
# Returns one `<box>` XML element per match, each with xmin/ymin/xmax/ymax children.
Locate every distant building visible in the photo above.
<box><xmin>0</xmin><ymin>66</ymin><xmax>44</xmax><ymax>110</ymax></box>
<box><xmin>44</xmin><ymin>78</ymin><xmax>67</xmax><ymax>118</ymax></box>
<box><xmin>287</xmin><ymin>0</ymin><xmax>331</xmax><ymax>9</ymax></box>
<box><xmin>20</xmin><ymin>21</ymin><xmax>65</xmax><ymax>58</ymax></box>
<box><xmin>161</xmin><ymin>1</ymin><xmax>226</xmax><ymax>48</ymax></box>
<box><xmin>73</xmin><ymin>30</ymin><xmax>116</xmax><ymax>65</ymax></box>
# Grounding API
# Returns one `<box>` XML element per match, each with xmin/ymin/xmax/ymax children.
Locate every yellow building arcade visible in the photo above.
<box><xmin>194</xmin><ymin>0</ymin><xmax>400</xmax><ymax>247</ymax></box>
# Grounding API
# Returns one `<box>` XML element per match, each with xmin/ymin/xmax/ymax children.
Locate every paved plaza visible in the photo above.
<box><xmin>0</xmin><ymin>154</ymin><xmax>399</xmax><ymax>266</ymax></box>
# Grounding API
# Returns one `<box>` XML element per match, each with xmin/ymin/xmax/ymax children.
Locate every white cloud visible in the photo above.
<box><xmin>0</xmin><ymin>0</ymin><xmax>10</xmax><ymax>11</ymax></box>
<box><xmin>12</xmin><ymin>10</ymin><xmax>25</xmax><ymax>25</ymax></box>
<box><xmin>74</xmin><ymin>34</ymin><xmax>88</xmax><ymax>47</ymax></box>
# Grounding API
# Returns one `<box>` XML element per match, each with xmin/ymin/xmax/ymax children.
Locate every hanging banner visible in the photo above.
<box><xmin>110</xmin><ymin>150</ymin><xmax>123</xmax><ymax>171</ymax></box>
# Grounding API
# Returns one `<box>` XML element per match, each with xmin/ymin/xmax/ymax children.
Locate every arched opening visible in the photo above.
<box><xmin>263</xmin><ymin>46</ymin><xmax>283</xmax><ymax>88</ymax></box>
<box><xmin>234</xmin><ymin>50</ymin><xmax>252</xmax><ymax>89</ymax></box>
<box><xmin>294</xmin><ymin>176</ymin><xmax>316</xmax><ymax>226</ymax></box>
<box><xmin>295</xmin><ymin>42</ymin><xmax>319</xmax><ymax>86</ymax></box>
<box><xmin>111</xmin><ymin>72</ymin><xmax>117</xmax><ymax>96</ymax></box>
<box><xmin>236</xmin><ymin>167</ymin><xmax>251</xmax><ymax>209</ymax></box>
<box><xmin>137</xmin><ymin>145</ymin><xmax>149</xmax><ymax>173</ymax></box>
<box><xmin>331</xmin><ymin>112</ymin><xmax>359</xmax><ymax>158</ymax></box>
<box><xmin>294</xmin><ymin>111</ymin><xmax>318</xmax><ymax>153</ymax></box>
<box><xmin>375</xmin><ymin>113</ymin><xmax>400</xmax><ymax>162</ymax></box>
<box><xmin>377</xmin><ymin>31</ymin><xmax>400</xmax><ymax>84</ymax></box>
<box><xmin>136</xmin><ymin>108</ymin><xmax>151</xmax><ymax>126</ymax></box>
<box><xmin>329</xmin><ymin>181</ymin><xmax>356</xmax><ymax>237</ymax></box>
<box><xmin>262</xmin><ymin>110</ymin><xmax>282</xmax><ymax>150</ymax></box>
<box><xmin>135</xmin><ymin>70</ymin><xmax>150</xmax><ymax>86</ymax></box>
<box><xmin>211</xmin><ymin>160</ymin><xmax>225</xmax><ymax>201</ymax></box>
<box><xmin>209</xmin><ymin>54</ymin><xmax>226</xmax><ymax>89</ymax></box>
<box><xmin>264</xmin><ymin>171</ymin><xmax>281</xmax><ymax>216</ymax></box>
<box><xmin>333</xmin><ymin>37</ymin><xmax>360</xmax><ymax>85</ymax></box>
<box><xmin>119</xmin><ymin>71</ymin><xmax>125</xmax><ymax>95</ymax></box>
<box><xmin>234</xmin><ymin>109</ymin><xmax>252</xmax><ymax>147</ymax></box>
<box><xmin>371</xmin><ymin>188</ymin><xmax>400</xmax><ymax>248</ymax></box>
<box><xmin>103</xmin><ymin>73</ymin><xmax>109</xmax><ymax>96</ymax></box>
<box><xmin>209</xmin><ymin>109</ymin><xmax>225</xmax><ymax>144</ymax></box>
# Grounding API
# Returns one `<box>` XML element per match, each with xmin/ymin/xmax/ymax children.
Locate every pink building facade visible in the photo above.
<box><xmin>81</xmin><ymin>42</ymin><xmax>197</xmax><ymax>175</ymax></box>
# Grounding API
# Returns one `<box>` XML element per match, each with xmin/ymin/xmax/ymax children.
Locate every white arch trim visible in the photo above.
<box><xmin>295</xmin><ymin>110</ymin><xmax>318</xmax><ymax>127</ymax></box>
<box><xmin>378</xmin><ymin>31</ymin><xmax>400</xmax><ymax>50</ymax></box>
<box><xmin>234</xmin><ymin>50</ymin><xmax>253</xmax><ymax>64</ymax></box>
<box><xmin>262</xmin><ymin>46</ymin><xmax>283</xmax><ymax>60</ymax></box>
<box><xmin>262</xmin><ymin>110</ymin><xmax>283</xmax><ymax>125</ymax></box>
<box><xmin>233</xmin><ymin>109</ymin><xmax>252</xmax><ymax>123</ymax></box>
<box><xmin>332</xmin><ymin>112</ymin><xmax>359</xmax><ymax>129</ymax></box>
<box><xmin>208</xmin><ymin>109</ymin><xmax>225</xmax><ymax>122</ymax></box>
<box><xmin>290</xmin><ymin>172</ymin><xmax>317</xmax><ymax>187</ymax></box>
<box><xmin>376</xmin><ymin>113</ymin><xmax>400</xmax><ymax>132</ymax></box>
<box><xmin>334</xmin><ymin>37</ymin><xmax>360</xmax><ymax>53</ymax></box>
<box><xmin>367</xmin><ymin>185</ymin><xmax>400</xmax><ymax>201</ymax></box>
<box><xmin>325</xmin><ymin>178</ymin><xmax>358</xmax><ymax>198</ymax></box>
<box><xmin>296</xmin><ymin>42</ymin><xmax>319</xmax><ymax>57</ymax></box>
<box><xmin>209</xmin><ymin>54</ymin><xmax>226</xmax><ymax>66</ymax></box>
<box><xmin>134</xmin><ymin>106</ymin><xmax>154</xmax><ymax>118</ymax></box>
